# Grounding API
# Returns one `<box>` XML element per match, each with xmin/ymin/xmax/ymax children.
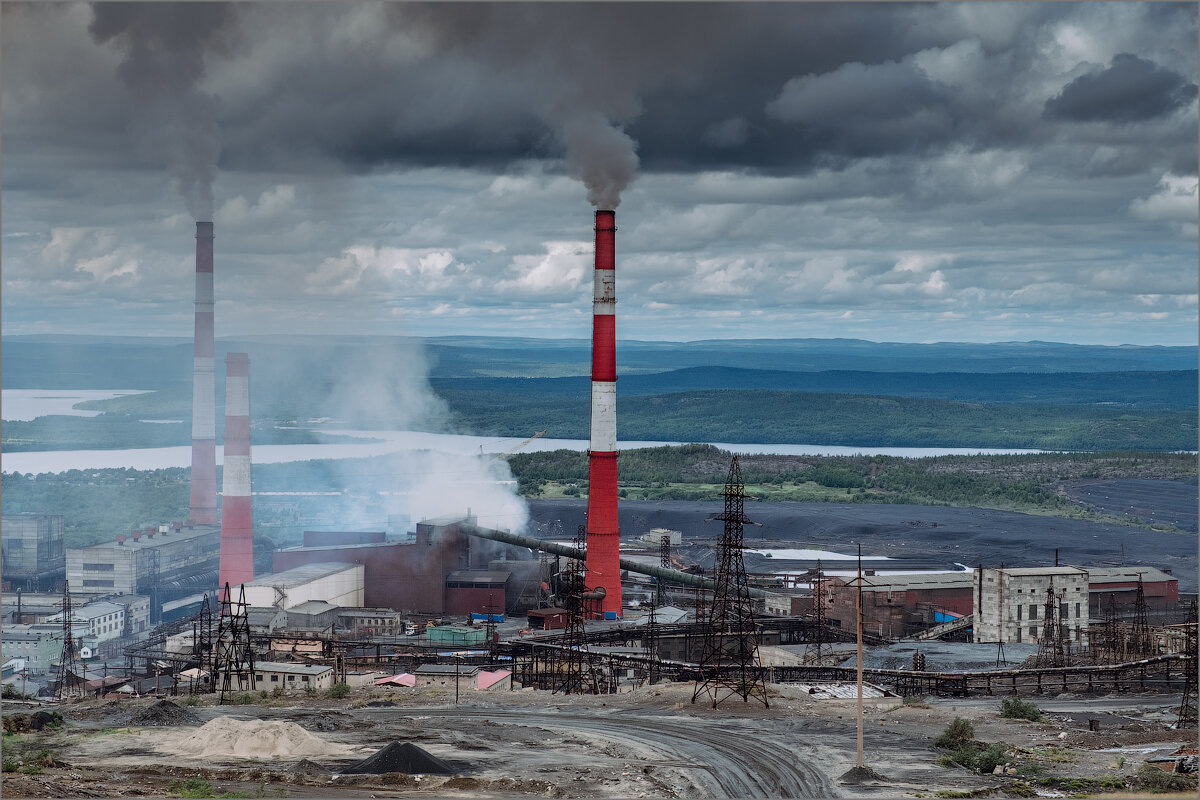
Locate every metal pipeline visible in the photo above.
<box><xmin>455</xmin><ymin>521</ymin><xmax>769</xmax><ymax>599</ymax></box>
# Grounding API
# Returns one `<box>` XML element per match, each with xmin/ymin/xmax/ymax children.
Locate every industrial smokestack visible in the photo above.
<box><xmin>585</xmin><ymin>209</ymin><xmax>622</xmax><ymax>618</ymax></box>
<box><xmin>218</xmin><ymin>352</ymin><xmax>254</xmax><ymax>598</ymax></box>
<box><xmin>188</xmin><ymin>221</ymin><xmax>218</xmax><ymax>524</ymax></box>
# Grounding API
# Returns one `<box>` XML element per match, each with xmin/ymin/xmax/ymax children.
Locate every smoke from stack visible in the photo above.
<box><xmin>218</xmin><ymin>352</ymin><xmax>254</xmax><ymax>596</ymax></box>
<box><xmin>585</xmin><ymin>209</ymin><xmax>622</xmax><ymax>618</ymax></box>
<box><xmin>188</xmin><ymin>221</ymin><xmax>218</xmax><ymax>524</ymax></box>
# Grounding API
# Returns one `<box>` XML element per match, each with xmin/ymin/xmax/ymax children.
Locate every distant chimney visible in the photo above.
<box><xmin>585</xmin><ymin>209</ymin><xmax>621</xmax><ymax>619</ymax></box>
<box><xmin>219</xmin><ymin>352</ymin><xmax>254</xmax><ymax>599</ymax></box>
<box><xmin>189</xmin><ymin>221</ymin><xmax>218</xmax><ymax>525</ymax></box>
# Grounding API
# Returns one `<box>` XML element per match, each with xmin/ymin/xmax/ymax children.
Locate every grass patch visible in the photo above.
<box><xmin>998</xmin><ymin>697</ymin><xmax>1042</xmax><ymax>722</ymax></box>
<box><xmin>1135</xmin><ymin>764</ymin><xmax>1198</xmax><ymax>794</ymax></box>
<box><xmin>1036</xmin><ymin>775</ymin><xmax>1126</xmax><ymax>792</ymax></box>
<box><xmin>326</xmin><ymin>682</ymin><xmax>351</xmax><ymax>699</ymax></box>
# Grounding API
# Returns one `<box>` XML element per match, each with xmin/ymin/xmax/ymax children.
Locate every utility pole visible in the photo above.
<box><xmin>455</xmin><ymin>656</ymin><xmax>461</xmax><ymax>705</ymax></box>
<box><xmin>856</xmin><ymin>543</ymin><xmax>864</xmax><ymax>768</ymax></box>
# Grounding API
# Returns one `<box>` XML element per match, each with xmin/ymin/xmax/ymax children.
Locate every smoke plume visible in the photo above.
<box><xmin>89</xmin><ymin>2</ymin><xmax>234</xmax><ymax>220</ymax></box>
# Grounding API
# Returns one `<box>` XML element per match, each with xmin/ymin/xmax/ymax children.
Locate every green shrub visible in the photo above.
<box><xmin>169</xmin><ymin>777</ymin><xmax>216</xmax><ymax>798</ymax></box>
<box><xmin>326</xmin><ymin>682</ymin><xmax>350</xmax><ymax>699</ymax></box>
<box><xmin>303</xmin><ymin>684</ymin><xmax>317</xmax><ymax>697</ymax></box>
<box><xmin>999</xmin><ymin>697</ymin><xmax>1042</xmax><ymax>722</ymax></box>
<box><xmin>974</xmin><ymin>742</ymin><xmax>1008</xmax><ymax>774</ymax></box>
<box><xmin>933</xmin><ymin>717</ymin><xmax>975</xmax><ymax>749</ymax></box>
<box><xmin>231</xmin><ymin>692</ymin><xmax>256</xmax><ymax>705</ymax></box>
<box><xmin>2</xmin><ymin>756</ymin><xmax>19</xmax><ymax>773</ymax></box>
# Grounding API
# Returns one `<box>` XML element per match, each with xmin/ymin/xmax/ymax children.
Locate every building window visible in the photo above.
<box><xmin>302</xmin><ymin>676</ymin><xmax>309</xmax><ymax>682</ymax></box>
<box><xmin>83</xmin><ymin>563</ymin><xmax>115</xmax><ymax>571</ymax></box>
<box><xmin>271</xmin><ymin>675</ymin><xmax>279</xmax><ymax>682</ymax></box>
<box><xmin>1060</xmin><ymin>603</ymin><xmax>1069</xmax><ymax>619</ymax></box>
<box><xmin>83</xmin><ymin>580</ymin><xmax>114</xmax><ymax>588</ymax></box>
<box><xmin>1030</xmin><ymin>626</ymin><xmax>1037</xmax><ymax>638</ymax></box>
<box><xmin>1075</xmin><ymin>603</ymin><xmax>1080</xmax><ymax>617</ymax></box>
<box><xmin>1017</xmin><ymin>606</ymin><xmax>1022</xmax><ymax>620</ymax></box>
<box><xmin>1029</xmin><ymin>604</ymin><xmax>1037</xmax><ymax>620</ymax></box>
<box><xmin>287</xmin><ymin>675</ymin><xmax>294</xmax><ymax>681</ymax></box>
<box><xmin>256</xmin><ymin>674</ymin><xmax>264</xmax><ymax>681</ymax></box>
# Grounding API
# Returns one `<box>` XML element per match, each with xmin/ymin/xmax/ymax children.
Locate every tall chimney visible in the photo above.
<box><xmin>585</xmin><ymin>209</ymin><xmax>622</xmax><ymax>618</ymax></box>
<box><xmin>188</xmin><ymin>221</ymin><xmax>218</xmax><ymax>524</ymax></box>
<box><xmin>218</xmin><ymin>352</ymin><xmax>254</xmax><ymax>598</ymax></box>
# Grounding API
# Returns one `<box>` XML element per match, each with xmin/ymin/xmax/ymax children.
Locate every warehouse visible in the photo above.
<box><xmin>1</xmin><ymin>514</ymin><xmax>65</xmax><ymax>592</ymax></box>
<box><xmin>824</xmin><ymin>571</ymin><xmax>975</xmax><ymax>639</ymax></box>
<box><xmin>242</xmin><ymin>562</ymin><xmax>364</xmax><ymax>610</ymax></box>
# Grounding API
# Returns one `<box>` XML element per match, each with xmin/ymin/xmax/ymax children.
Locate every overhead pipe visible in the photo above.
<box><xmin>455</xmin><ymin>521</ymin><xmax>769</xmax><ymax>599</ymax></box>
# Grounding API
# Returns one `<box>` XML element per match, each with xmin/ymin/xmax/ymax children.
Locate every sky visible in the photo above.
<box><xmin>2</xmin><ymin>1</ymin><xmax>1197</xmax><ymax>346</ymax></box>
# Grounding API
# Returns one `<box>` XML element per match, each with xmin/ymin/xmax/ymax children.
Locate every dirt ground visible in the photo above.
<box><xmin>2</xmin><ymin>682</ymin><xmax>1195</xmax><ymax>799</ymax></box>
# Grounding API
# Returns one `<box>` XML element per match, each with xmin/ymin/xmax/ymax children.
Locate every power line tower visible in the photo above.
<box><xmin>554</xmin><ymin>526</ymin><xmax>601</xmax><ymax>695</ymax></box>
<box><xmin>1176</xmin><ymin>598</ymin><xmax>1197</xmax><ymax>728</ymax></box>
<box><xmin>1130</xmin><ymin>575</ymin><xmax>1153</xmax><ymax>658</ymax></box>
<box><xmin>644</xmin><ymin>594</ymin><xmax>660</xmax><ymax>686</ymax></box>
<box><xmin>1035</xmin><ymin>580</ymin><xmax>1067</xmax><ymax>667</ymax></box>
<box><xmin>806</xmin><ymin>560</ymin><xmax>828</xmax><ymax>664</ymax></box>
<box><xmin>56</xmin><ymin>581</ymin><xmax>81</xmax><ymax>700</ymax></box>
<box><xmin>214</xmin><ymin>583</ymin><xmax>255</xmax><ymax>703</ymax></box>
<box><xmin>192</xmin><ymin>593</ymin><xmax>216</xmax><ymax>690</ymax></box>
<box><xmin>658</xmin><ymin>534</ymin><xmax>672</xmax><ymax>606</ymax></box>
<box><xmin>692</xmin><ymin>456</ymin><xmax>769</xmax><ymax>709</ymax></box>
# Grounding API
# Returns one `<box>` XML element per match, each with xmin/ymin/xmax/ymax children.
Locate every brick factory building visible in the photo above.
<box><xmin>824</xmin><ymin>572</ymin><xmax>976</xmax><ymax>639</ymax></box>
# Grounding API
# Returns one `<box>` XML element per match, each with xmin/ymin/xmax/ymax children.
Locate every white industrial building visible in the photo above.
<box><xmin>973</xmin><ymin>567</ymin><xmax>1090</xmax><ymax>645</ymax></box>
<box><xmin>242</xmin><ymin>562</ymin><xmax>363</xmax><ymax>610</ymax></box>
<box><xmin>66</xmin><ymin>524</ymin><xmax>220</xmax><ymax>597</ymax></box>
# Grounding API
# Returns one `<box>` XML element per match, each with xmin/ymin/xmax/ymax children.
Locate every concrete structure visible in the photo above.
<box><xmin>66</xmin><ymin>524</ymin><xmax>220</xmax><ymax>606</ymax></box>
<box><xmin>249</xmin><ymin>661</ymin><xmax>335</xmax><ymax>691</ymax></box>
<box><xmin>640</xmin><ymin>528</ymin><xmax>681</xmax><ymax>546</ymax></box>
<box><xmin>189</xmin><ymin>220</ymin><xmax>218</xmax><ymax>525</ymax></box>
<box><xmin>586</xmin><ymin>208</ymin><xmax>622</xmax><ymax>618</ymax></box>
<box><xmin>46</xmin><ymin>600</ymin><xmax>126</xmax><ymax>644</ymax></box>
<box><xmin>1</xmin><ymin>514</ymin><xmax>65</xmax><ymax>591</ymax></box>
<box><xmin>826</xmin><ymin>572</ymin><xmax>976</xmax><ymax>639</ymax></box>
<box><xmin>219</xmin><ymin>352</ymin><xmax>254</xmax><ymax>596</ymax></box>
<box><xmin>413</xmin><ymin>663</ymin><xmax>480</xmax><ymax>689</ymax></box>
<box><xmin>0</xmin><ymin>626</ymin><xmax>62</xmax><ymax>675</ymax></box>
<box><xmin>106</xmin><ymin>594</ymin><xmax>151</xmax><ymax>636</ymax></box>
<box><xmin>336</xmin><ymin>608</ymin><xmax>403</xmax><ymax>638</ymax></box>
<box><xmin>1</xmin><ymin>592</ymin><xmax>65</xmax><ymax>624</ymax></box>
<box><xmin>242</xmin><ymin>562</ymin><xmax>363</xmax><ymax>610</ymax></box>
<box><xmin>285</xmin><ymin>600</ymin><xmax>340</xmax><ymax>632</ymax></box>
<box><xmin>246</xmin><ymin>606</ymin><xmax>288</xmax><ymax>635</ymax></box>
<box><xmin>974</xmin><ymin>567</ymin><xmax>1089</xmax><ymax>645</ymax></box>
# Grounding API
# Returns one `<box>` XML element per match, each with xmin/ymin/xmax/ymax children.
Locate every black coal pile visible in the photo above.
<box><xmin>341</xmin><ymin>742</ymin><xmax>456</xmax><ymax>775</ymax></box>
<box><xmin>129</xmin><ymin>699</ymin><xmax>200</xmax><ymax>727</ymax></box>
<box><xmin>292</xmin><ymin>759</ymin><xmax>328</xmax><ymax>776</ymax></box>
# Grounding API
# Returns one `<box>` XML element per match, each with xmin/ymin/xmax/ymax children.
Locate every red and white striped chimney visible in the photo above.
<box><xmin>188</xmin><ymin>221</ymin><xmax>218</xmax><ymax>525</ymax></box>
<box><xmin>218</xmin><ymin>352</ymin><xmax>254</xmax><ymax>597</ymax></box>
<box><xmin>585</xmin><ymin>209</ymin><xmax>622</xmax><ymax>618</ymax></box>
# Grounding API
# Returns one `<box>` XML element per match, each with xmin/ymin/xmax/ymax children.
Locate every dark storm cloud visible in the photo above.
<box><xmin>1045</xmin><ymin>53</ymin><xmax>1199</xmax><ymax>124</ymax></box>
<box><xmin>88</xmin><ymin>2</ymin><xmax>239</xmax><ymax>219</ymax></box>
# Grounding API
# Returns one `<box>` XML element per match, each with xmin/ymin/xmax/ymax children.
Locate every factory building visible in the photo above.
<box><xmin>0</xmin><ymin>627</ymin><xmax>62</xmax><ymax>676</ymax></box>
<box><xmin>1087</xmin><ymin>566</ymin><xmax>1178</xmax><ymax>610</ymax></box>
<box><xmin>336</xmin><ymin>608</ymin><xmax>404</xmax><ymax>638</ymax></box>
<box><xmin>47</xmin><ymin>601</ymin><xmax>126</xmax><ymax>644</ymax></box>
<box><xmin>2</xmin><ymin>514</ymin><xmax>66</xmax><ymax>591</ymax></box>
<box><xmin>825</xmin><ymin>572</ymin><xmax>976</xmax><ymax>639</ymax></box>
<box><xmin>242</xmin><ymin>562</ymin><xmax>364</xmax><ymax>610</ymax></box>
<box><xmin>247</xmin><ymin>661</ymin><xmax>335</xmax><ymax>691</ymax></box>
<box><xmin>2</xmin><ymin>592</ymin><xmax>64</xmax><ymax>624</ymax></box>
<box><xmin>65</xmin><ymin>524</ymin><xmax>220</xmax><ymax>622</ymax></box>
<box><xmin>272</xmin><ymin>518</ymin><xmax>533</xmax><ymax>615</ymax></box>
<box><xmin>973</xmin><ymin>567</ymin><xmax>1090</xmax><ymax>645</ymax></box>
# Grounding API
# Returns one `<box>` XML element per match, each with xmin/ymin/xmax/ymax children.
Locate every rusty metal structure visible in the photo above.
<box><xmin>692</xmin><ymin>456</ymin><xmax>769</xmax><ymax>708</ymax></box>
<box><xmin>552</xmin><ymin>527</ymin><xmax>604</xmax><ymax>694</ymax></box>
<box><xmin>1130</xmin><ymin>575</ymin><xmax>1153</xmax><ymax>658</ymax></box>
<box><xmin>1177</xmin><ymin>599</ymin><xmax>1197</xmax><ymax>727</ymax></box>
<box><xmin>806</xmin><ymin>560</ymin><xmax>829</xmax><ymax>664</ymax></box>
<box><xmin>657</xmin><ymin>534</ymin><xmax>671</xmax><ymax>605</ymax></box>
<box><xmin>214</xmin><ymin>583</ymin><xmax>255</xmax><ymax>703</ymax></box>
<box><xmin>1034</xmin><ymin>581</ymin><xmax>1070</xmax><ymax>667</ymax></box>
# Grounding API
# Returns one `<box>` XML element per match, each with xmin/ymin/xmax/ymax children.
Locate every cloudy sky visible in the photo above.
<box><xmin>3</xmin><ymin>1</ymin><xmax>1197</xmax><ymax>345</ymax></box>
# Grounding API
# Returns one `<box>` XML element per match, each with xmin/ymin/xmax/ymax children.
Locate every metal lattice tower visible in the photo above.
<box><xmin>553</xmin><ymin>526</ymin><xmax>601</xmax><ymax>695</ymax></box>
<box><xmin>1177</xmin><ymin>599</ymin><xmax>1197</xmax><ymax>727</ymax></box>
<box><xmin>215</xmin><ymin>583</ymin><xmax>255</xmax><ymax>703</ymax></box>
<box><xmin>644</xmin><ymin>594</ymin><xmax>660</xmax><ymax>686</ymax></box>
<box><xmin>658</xmin><ymin>534</ymin><xmax>672</xmax><ymax>605</ymax></box>
<box><xmin>1035</xmin><ymin>581</ymin><xmax>1067</xmax><ymax>667</ymax></box>
<box><xmin>692</xmin><ymin>456</ymin><xmax>769</xmax><ymax>708</ymax></box>
<box><xmin>806</xmin><ymin>560</ymin><xmax>828</xmax><ymax>664</ymax></box>
<box><xmin>1130</xmin><ymin>575</ymin><xmax>1153</xmax><ymax>658</ymax></box>
<box><xmin>56</xmin><ymin>581</ymin><xmax>81</xmax><ymax>699</ymax></box>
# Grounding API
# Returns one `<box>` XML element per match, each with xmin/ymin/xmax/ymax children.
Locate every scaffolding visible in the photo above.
<box><xmin>691</xmin><ymin>456</ymin><xmax>769</xmax><ymax>708</ymax></box>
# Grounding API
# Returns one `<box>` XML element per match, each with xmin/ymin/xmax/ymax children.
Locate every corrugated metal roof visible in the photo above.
<box><xmin>254</xmin><ymin>661</ymin><xmax>333</xmax><ymax>676</ymax></box>
<box><xmin>785</xmin><ymin>682</ymin><xmax>893</xmax><ymax>699</ymax></box>
<box><xmin>1085</xmin><ymin>566</ymin><xmax>1175</xmax><ymax>584</ymax></box>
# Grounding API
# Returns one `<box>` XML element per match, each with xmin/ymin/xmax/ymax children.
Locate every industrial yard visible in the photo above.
<box><xmin>3</xmin><ymin>677</ymin><xmax>1196</xmax><ymax>799</ymax></box>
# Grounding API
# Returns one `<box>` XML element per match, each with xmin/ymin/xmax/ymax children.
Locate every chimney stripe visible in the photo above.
<box><xmin>219</xmin><ymin>352</ymin><xmax>254</xmax><ymax>589</ymax></box>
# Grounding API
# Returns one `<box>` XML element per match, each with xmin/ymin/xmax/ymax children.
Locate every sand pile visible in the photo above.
<box><xmin>160</xmin><ymin>716</ymin><xmax>356</xmax><ymax>760</ymax></box>
<box><xmin>340</xmin><ymin>742</ymin><xmax>456</xmax><ymax>775</ymax></box>
<box><xmin>130</xmin><ymin>700</ymin><xmax>200</xmax><ymax>727</ymax></box>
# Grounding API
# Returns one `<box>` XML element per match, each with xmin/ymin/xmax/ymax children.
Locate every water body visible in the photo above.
<box><xmin>2</xmin><ymin>389</ymin><xmax>150</xmax><ymax>421</ymax></box>
<box><xmin>0</xmin><ymin>427</ymin><xmax>1045</xmax><ymax>475</ymax></box>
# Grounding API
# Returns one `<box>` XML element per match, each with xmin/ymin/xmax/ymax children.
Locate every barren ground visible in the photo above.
<box><xmin>2</xmin><ymin>682</ymin><xmax>1195</xmax><ymax>799</ymax></box>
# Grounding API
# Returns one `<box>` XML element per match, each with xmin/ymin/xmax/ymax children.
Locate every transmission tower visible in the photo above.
<box><xmin>56</xmin><ymin>581</ymin><xmax>81</xmax><ymax>699</ymax></box>
<box><xmin>658</xmin><ymin>534</ymin><xmax>672</xmax><ymax>605</ymax></box>
<box><xmin>644</xmin><ymin>594</ymin><xmax>660</xmax><ymax>686</ymax></box>
<box><xmin>1130</xmin><ymin>575</ymin><xmax>1153</xmax><ymax>658</ymax></box>
<box><xmin>553</xmin><ymin>526</ymin><xmax>601</xmax><ymax>694</ymax></box>
<box><xmin>1176</xmin><ymin>599</ymin><xmax>1197</xmax><ymax>727</ymax></box>
<box><xmin>806</xmin><ymin>560</ymin><xmax>828</xmax><ymax>664</ymax></box>
<box><xmin>691</xmin><ymin>456</ymin><xmax>769</xmax><ymax>709</ymax></box>
<box><xmin>1035</xmin><ymin>581</ymin><xmax>1067</xmax><ymax>667</ymax></box>
<box><xmin>215</xmin><ymin>583</ymin><xmax>255</xmax><ymax>703</ymax></box>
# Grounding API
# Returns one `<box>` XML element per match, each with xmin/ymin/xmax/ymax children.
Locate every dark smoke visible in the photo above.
<box><xmin>388</xmin><ymin>3</ymin><xmax>744</xmax><ymax>208</ymax></box>
<box><xmin>89</xmin><ymin>2</ymin><xmax>235</xmax><ymax>220</ymax></box>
